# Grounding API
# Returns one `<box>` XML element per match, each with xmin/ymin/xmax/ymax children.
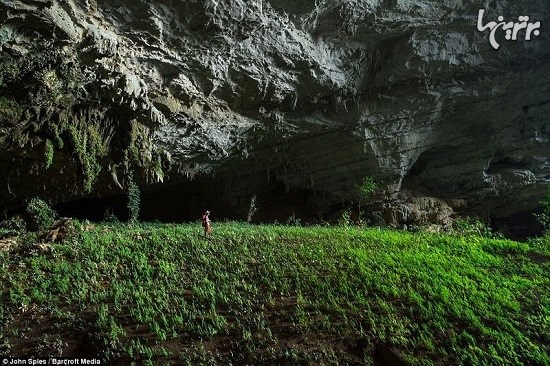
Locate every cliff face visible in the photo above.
<box><xmin>0</xmin><ymin>0</ymin><xmax>549</xmax><ymax>225</ymax></box>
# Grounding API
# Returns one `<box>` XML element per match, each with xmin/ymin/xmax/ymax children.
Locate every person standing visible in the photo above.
<box><xmin>201</xmin><ymin>211</ymin><xmax>212</xmax><ymax>237</ymax></box>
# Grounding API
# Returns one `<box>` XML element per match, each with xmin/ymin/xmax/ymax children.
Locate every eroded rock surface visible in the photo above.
<box><xmin>0</xmin><ymin>0</ymin><xmax>549</xmax><ymax>225</ymax></box>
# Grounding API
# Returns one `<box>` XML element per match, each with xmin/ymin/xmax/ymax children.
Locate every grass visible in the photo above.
<box><xmin>0</xmin><ymin>222</ymin><xmax>548</xmax><ymax>365</ymax></box>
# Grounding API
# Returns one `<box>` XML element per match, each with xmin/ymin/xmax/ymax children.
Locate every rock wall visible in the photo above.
<box><xmin>0</xmin><ymin>0</ymin><xmax>549</xmax><ymax>226</ymax></box>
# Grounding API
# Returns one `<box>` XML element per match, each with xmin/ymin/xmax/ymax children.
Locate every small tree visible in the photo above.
<box><xmin>247</xmin><ymin>195</ymin><xmax>258</xmax><ymax>223</ymax></box>
<box><xmin>127</xmin><ymin>173</ymin><xmax>140</xmax><ymax>223</ymax></box>
<box><xmin>536</xmin><ymin>184</ymin><xmax>550</xmax><ymax>232</ymax></box>
<box><xmin>357</xmin><ymin>176</ymin><xmax>378</xmax><ymax>224</ymax></box>
<box><xmin>338</xmin><ymin>209</ymin><xmax>352</xmax><ymax>227</ymax></box>
<box><xmin>26</xmin><ymin>197</ymin><xmax>58</xmax><ymax>231</ymax></box>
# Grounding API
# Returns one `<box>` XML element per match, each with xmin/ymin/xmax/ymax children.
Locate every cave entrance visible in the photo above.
<box><xmin>490</xmin><ymin>210</ymin><xmax>544</xmax><ymax>241</ymax></box>
<box><xmin>54</xmin><ymin>178</ymin><xmax>324</xmax><ymax>225</ymax></box>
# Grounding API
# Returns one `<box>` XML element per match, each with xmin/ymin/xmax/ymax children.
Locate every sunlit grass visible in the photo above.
<box><xmin>1</xmin><ymin>222</ymin><xmax>548</xmax><ymax>365</ymax></box>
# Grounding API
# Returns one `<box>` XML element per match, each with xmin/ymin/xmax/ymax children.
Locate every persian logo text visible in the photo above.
<box><xmin>477</xmin><ymin>9</ymin><xmax>541</xmax><ymax>50</ymax></box>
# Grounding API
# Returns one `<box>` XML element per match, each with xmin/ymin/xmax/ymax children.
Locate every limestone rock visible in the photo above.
<box><xmin>0</xmin><ymin>0</ymin><xmax>549</xmax><ymax>225</ymax></box>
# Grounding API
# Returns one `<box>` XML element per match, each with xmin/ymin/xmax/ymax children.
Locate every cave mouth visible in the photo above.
<box><xmin>53</xmin><ymin>191</ymin><xmax>546</xmax><ymax>242</ymax></box>
<box><xmin>47</xmin><ymin>168</ymin><xmax>546</xmax><ymax>242</ymax></box>
<box><xmin>490</xmin><ymin>210</ymin><xmax>544</xmax><ymax>242</ymax></box>
<box><xmin>54</xmin><ymin>180</ymin><xmax>326</xmax><ymax>225</ymax></box>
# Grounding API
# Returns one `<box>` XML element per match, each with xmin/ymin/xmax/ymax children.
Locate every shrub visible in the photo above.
<box><xmin>359</xmin><ymin>176</ymin><xmax>378</xmax><ymax>197</ymax></box>
<box><xmin>26</xmin><ymin>197</ymin><xmax>57</xmax><ymax>231</ymax></box>
<box><xmin>103</xmin><ymin>208</ymin><xmax>120</xmax><ymax>223</ymax></box>
<box><xmin>357</xmin><ymin>176</ymin><xmax>378</xmax><ymax>224</ymax></box>
<box><xmin>338</xmin><ymin>209</ymin><xmax>352</xmax><ymax>227</ymax></box>
<box><xmin>453</xmin><ymin>216</ymin><xmax>492</xmax><ymax>237</ymax></box>
<box><xmin>0</xmin><ymin>215</ymin><xmax>26</xmax><ymax>233</ymax></box>
<box><xmin>247</xmin><ymin>195</ymin><xmax>258</xmax><ymax>223</ymax></box>
<box><xmin>127</xmin><ymin>174</ymin><xmax>140</xmax><ymax>223</ymax></box>
<box><xmin>535</xmin><ymin>184</ymin><xmax>550</xmax><ymax>232</ymax></box>
<box><xmin>286</xmin><ymin>213</ymin><xmax>301</xmax><ymax>226</ymax></box>
<box><xmin>0</xmin><ymin>96</ymin><xmax>22</xmax><ymax>121</ymax></box>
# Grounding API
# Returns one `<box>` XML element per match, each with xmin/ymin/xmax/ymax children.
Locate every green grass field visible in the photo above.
<box><xmin>1</xmin><ymin>222</ymin><xmax>549</xmax><ymax>365</ymax></box>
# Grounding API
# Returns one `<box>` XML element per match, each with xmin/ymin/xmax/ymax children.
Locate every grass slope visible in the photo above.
<box><xmin>1</xmin><ymin>222</ymin><xmax>549</xmax><ymax>365</ymax></box>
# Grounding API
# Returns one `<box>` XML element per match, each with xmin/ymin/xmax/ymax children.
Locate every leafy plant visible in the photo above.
<box><xmin>453</xmin><ymin>216</ymin><xmax>492</xmax><ymax>237</ymax></box>
<box><xmin>0</xmin><ymin>215</ymin><xmax>26</xmax><ymax>233</ymax></box>
<box><xmin>67</xmin><ymin>116</ymin><xmax>114</xmax><ymax>192</ymax></box>
<box><xmin>25</xmin><ymin>197</ymin><xmax>57</xmax><ymax>231</ymax></box>
<box><xmin>535</xmin><ymin>184</ymin><xmax>550</xmax><ymax>232</ymax></box>
<box><xmin>127</xmin><ymin>173</ymin><xmax>140</xmax><ymax>223</ymax></box>
<box><xmin>357</xmin><ymin>176</ymin><xmax>378</xmax><ymax>224</ymax></box>
<box><xmin>103</xmin><ymin>208</ymin><xmax>120</xmax><ymax>223</ymax></box>
<box><xmin>247</xmin><ymin>195</ymin><xmax>258</xmax><ymax>223</ymax></box>
<box><xmin>338</xmin><ymin>209</ymin><xmax>352</xmax><ymax>227</ymax></box>
<box><xmin>0</xmin><ymin>96</ymin><xmax>22</xmax><ymax>121</ymax></box>
<box><xmin>286</xmin><ymin>213</ymin><xmax>301</xmax><ymax>226</ymax></box>
<box><xmin>44</xmin><ymin>139</ymin><xmax>54</xmax><ymax>169</ymax></box>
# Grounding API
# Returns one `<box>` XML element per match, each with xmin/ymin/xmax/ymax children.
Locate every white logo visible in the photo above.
<box><xmin>477</xmin><ymin>9</ymin><xmax>541</xmax><ymax>50</ymax></box>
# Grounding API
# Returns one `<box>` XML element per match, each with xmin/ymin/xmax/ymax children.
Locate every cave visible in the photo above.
<box><xmin>53</xmin><ymin>178</ymin><xmax>326</xmax><ymax>225</ymax></box>
<box><xmin>491</xmin><ymin>210</ymin><xmax>545</xmax><ymax>241</ymax></box>
<box><xmin>1</xmin><ymin>1</ymin><xmax>549</xmax><ymax>365</ymax></box>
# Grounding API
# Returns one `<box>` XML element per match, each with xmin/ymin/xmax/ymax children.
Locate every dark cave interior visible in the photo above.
<box><xmin>49</xmin><ymin>189</ymin><xmax>544</xmax><ymax>242</ymax></box>
<box><xmin>52</xmin><ymin>180</ymin><xmax>324</xmax><ymax>225</ymax></box>
<box><xmin>2</xmin><ymin>172</ymin><xmax>543</xmax><ymax>241</ymax></box>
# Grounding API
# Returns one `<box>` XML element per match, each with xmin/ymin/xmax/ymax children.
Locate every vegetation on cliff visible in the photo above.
<box><xmin>0</xmin><ymin>42</ymin><xmax>165</xmax><ymax>199</ymax></box>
